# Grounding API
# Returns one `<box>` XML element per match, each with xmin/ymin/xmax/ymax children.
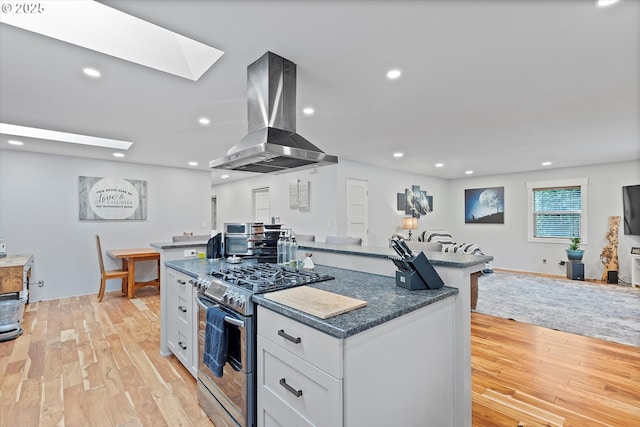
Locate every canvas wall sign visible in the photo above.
<box><xmin>78</xmin><ymin>176</ymin><xmax>148</xmax><ymax>220</ymax></box>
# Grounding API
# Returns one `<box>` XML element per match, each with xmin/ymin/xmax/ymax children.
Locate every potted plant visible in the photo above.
<box><xmin>566</xmin><ymin>237</ymin><xmax>585</xmax><ymax>261</ymax></box>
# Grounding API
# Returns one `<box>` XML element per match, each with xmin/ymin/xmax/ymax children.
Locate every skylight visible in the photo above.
<box><xmin>0</xmin><ymin>123</ymin><xmax>133</xmax><ymax>150</ymax></box>
<box><xmin>0</xmin><ymin>0</ymin><xmax>224</xmax><ymax>81</ymax></box>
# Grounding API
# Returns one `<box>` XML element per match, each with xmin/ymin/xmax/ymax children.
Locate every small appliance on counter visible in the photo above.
<box><xmin>223</xmin><ymin>222</ymin><xmax>259</xmax><ymax>257</ymax></box>
<box><xmin>389</xmin><ymin>238</ymin><xmax>444</xmax><ymax>290</ymax></box>
<box><xmin>206</xmin><ymin>232</ymin><xmax>223</xmax><ymax>259</ymax></box>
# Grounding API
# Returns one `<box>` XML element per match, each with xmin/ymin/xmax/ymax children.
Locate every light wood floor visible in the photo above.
<box><xmin>1</xmin><ymin>288</ymin><xmax>638</xmax><ymax>426</ymax></box>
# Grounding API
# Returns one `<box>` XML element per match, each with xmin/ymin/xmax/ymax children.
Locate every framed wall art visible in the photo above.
<box><xmin>78</xmin><ymin>176</ymin><xmax>148</xmax><ymax>220</ymax></box>
<box><xmin>465</xmin><ymin>187</ymin><xmax>504</xmax><ymax>224</ymax></box>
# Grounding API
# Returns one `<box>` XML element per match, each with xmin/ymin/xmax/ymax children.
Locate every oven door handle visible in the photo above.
<box><xmin>196</xmin><ymin>297</ymin><xmax>245</xmax><ymax>328</ymax></box>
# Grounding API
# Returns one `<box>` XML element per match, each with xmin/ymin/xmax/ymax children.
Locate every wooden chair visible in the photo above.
<box><xmin>96</xmin><ymin>235</ymin><xmax>128</xmax><ymax>302</ymax></box>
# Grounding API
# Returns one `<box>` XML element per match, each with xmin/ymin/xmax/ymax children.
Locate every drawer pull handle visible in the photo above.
<box><xmin>178</xmin><ymin>306</ymin><xmax>187</xmax><ymax>313</ymax></box>
<box><xmin>278</xmin><ymin>329</ymin><xmax>301</xmax><ymax>344</ymax></box>
<box><xmin>178</xmin><ymin>342</ymin><xmax>187</xmax><ymax>350</ymax></box>
<box><xmin>279</xmin><ymin>378</ymin><xmax>303</xmax><ymax>398</ymax></box>
<box><xmin>177</xmin><ymin>279</ymin><xmax>186</xmax><ymax>285</ymax></box>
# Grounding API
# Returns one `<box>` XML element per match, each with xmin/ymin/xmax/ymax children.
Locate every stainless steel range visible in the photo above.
<box><xmin>195</xmin><ymin>262</ymin><xmax>333</xmax><ymax>427</ymax></box>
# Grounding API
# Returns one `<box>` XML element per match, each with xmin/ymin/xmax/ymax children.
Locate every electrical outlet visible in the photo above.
<box><xmin>184</xmin><ymin>249</ymin><xmax>197</xmax><ymax>257</ymax></box>
<box><xmin>542</xmin><ymin>259</ymin><xmax>547</xmax><ymax>264</ymax></box>
<box><xmin>559</xmin><ymin>260</ymin><xmax>566</xmax><ymax>266</ymax></box>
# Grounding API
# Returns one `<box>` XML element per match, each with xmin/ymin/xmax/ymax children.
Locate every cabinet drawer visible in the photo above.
<box><xmin>174</xmin><ymin>275</ymin><xmax>191</xmax><ymax>296</ymax></box>
<box><xmin>258</xmin><ymin>336</ymin><xmax>342</xmax><ymax>427</ymax></box>
<box><xmin>175</xmin><ymin>329</ymin><xmax>189</xmax><ymax>364</ymax></box>
<box><xmin>258</xmin><ymin>306</ymin><xmax>342</xmax><ymax>378</ymax></box>
<box><xmin>176</xmin><ymin>295</ymin><xmax>189</xmax><ymax>322</ymax></box>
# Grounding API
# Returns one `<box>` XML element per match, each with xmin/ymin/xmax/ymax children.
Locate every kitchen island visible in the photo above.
<box><xmin>162</xmin><ymin>254</ymin><xmax>482</xmax><ymax>426</ymax></box>
<box><xmin>296</xmin><ymin>241</ymin><xmax>492</xmax><ymax>426</ymax></box>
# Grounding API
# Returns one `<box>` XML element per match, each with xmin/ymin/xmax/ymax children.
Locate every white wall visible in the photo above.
<box><xmin>212</xmin><ymin>159</ymin><xmax>449</xmax><ymax>247</ymax></box>
<box><xmin>3</xmin><ymin>150</ymin><xmax>636</xmax><ymax>301</ymax></box>
<box><xmin>214</xmin><ymin>159</ymin><xmax>640</xmax><ymax>282</ymax></box>
<box><xmin>0</xmin><ymin>150</ymin><xmax>212</xmax><ymax>301</ymax></box>
<box><xmin>446</xmin><ymin>160</ymin><xmax>640</xmax><ymax>282</ymax></box>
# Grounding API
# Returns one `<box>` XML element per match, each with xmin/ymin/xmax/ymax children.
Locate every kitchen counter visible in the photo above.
<box><xmin>150</xmin><ymin>240</ymin><xmax>208</xmax><ymax>250</ymax></box>
<box><xmin>164</xmin><ymin>258</ymin><xmax>458</xmax><ymax>339</ymax></box>
<box><xmin>298</xmin><ymin>240</ymin><xmax>493</xmax><ymax>272</ymax></box>
<box><xmin>164</xmin><ymin>249</ymin><xmax>481</xmax><ymax>426</ymax></box>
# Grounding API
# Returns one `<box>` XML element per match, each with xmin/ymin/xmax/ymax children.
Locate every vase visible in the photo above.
<box><xmin>566</xmin><ymin>249</ymin><xmax>584</xmax><ymax>262</ymax></box>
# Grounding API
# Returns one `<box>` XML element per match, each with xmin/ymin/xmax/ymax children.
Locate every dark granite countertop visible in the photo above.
<box><xmin>298</xmin><ymin>241</ymin><xmax>492</xmax><ymax>268</ymax></box>
<box><xmin>151</xmin><ymin>241</ymin><xmax>208</xmax><ymax>250</ymax></box>
<box><xmin>165</xmin><ymin>258</ymin><xmax>458</xmax><ymax>339</ymax></box>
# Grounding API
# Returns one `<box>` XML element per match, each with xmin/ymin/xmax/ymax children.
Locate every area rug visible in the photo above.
<box><xmin>475</xmin><ymin>272</ymin><xmax>640</xmax><ymax>347</ymax></box>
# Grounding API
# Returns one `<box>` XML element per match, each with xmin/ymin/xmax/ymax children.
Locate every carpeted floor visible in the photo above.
<box><xmin>475</xmin><ymin>271</ymin><xmax>640</xmax><ymax>347</ymax></box>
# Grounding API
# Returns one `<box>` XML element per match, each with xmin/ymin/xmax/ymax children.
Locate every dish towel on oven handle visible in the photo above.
<box><xmin>204</xmin><ymin>305</ymin><xmax>228</xmax><ymax>377</ymax></box>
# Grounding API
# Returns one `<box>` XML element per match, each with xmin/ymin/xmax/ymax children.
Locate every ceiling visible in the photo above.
<box><xmin>1</xmin><ymin>0</ymin><xmax>638</xmax><ymax>185</ymax></box>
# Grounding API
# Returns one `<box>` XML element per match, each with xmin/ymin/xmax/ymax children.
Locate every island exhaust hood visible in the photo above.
<box><xmin>210</xmin><ymin>52</ymin><xmax>338</xmax><ymax>173</ymax></box>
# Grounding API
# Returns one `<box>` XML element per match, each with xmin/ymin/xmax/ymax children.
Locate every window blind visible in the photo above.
<box><xmin>533</xmin><ymin>187</ymin><xmax>581</xmax><ymax>238</ymax></box>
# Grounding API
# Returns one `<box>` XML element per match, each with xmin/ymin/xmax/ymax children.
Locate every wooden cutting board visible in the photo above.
<box><xmin>265</xmin><ymin>286</ymin><xmax>367</xmax><ymax>319</ymax></box>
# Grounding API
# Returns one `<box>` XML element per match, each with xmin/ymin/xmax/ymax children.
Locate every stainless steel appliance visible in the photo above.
<box><xmin>224</xmin><ymin>222</ymin><xmax>257</xmax><ymax>257</ymax></box>
<box><xmin>210</xmin><ymin>52</ymin><xmax>338</xmax><ymax>174</ymax></box>
<box><xmin>195</xmin><ymin>262</ymin><xmax>334</xmax><ymax>426</ymax></box>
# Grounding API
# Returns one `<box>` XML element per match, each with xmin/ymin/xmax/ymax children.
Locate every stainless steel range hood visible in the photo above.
<box><xmin>210</xmin><ymin>52</ymin><xmax>338</xmax><ymax>173</ymax></box>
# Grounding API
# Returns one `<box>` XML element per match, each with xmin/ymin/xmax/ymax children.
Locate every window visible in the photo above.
<box><xmin>527</xmin><ymin>178</ymin><xmax>588</xmax><ymax>244</ymax></box>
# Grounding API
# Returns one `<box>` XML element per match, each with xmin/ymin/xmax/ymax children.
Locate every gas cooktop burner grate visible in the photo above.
<box><xmin>210</xmin><ymin>263</ymin><xmax>333</xmax><ymax>294</ymax></box>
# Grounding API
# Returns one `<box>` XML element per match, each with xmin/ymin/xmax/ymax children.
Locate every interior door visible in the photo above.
<box><xmin>253</xmin><ymin>187</ymin><xmax>270</xmax><ymax>224</ymax></box>
<box><xmin>345</xmin><ymin>178</ymin><xmax>368</xmax><ymax>245</ymax></box>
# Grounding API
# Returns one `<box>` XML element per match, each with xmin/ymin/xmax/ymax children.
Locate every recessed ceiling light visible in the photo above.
<box><xmin>83</xmin><ymin>67</ymin><xmax>101</xmax><ymax>78</ymax></box>
<box><xmin>303</xmin><ymin>107</ymin><xmax>315</xmax><ymax>115</ymax></box>
<box><xmin>541</xmin><ymin>161</ymin><xmax>552</xmax><ymax>166</ymax></box>
<box><xmin>435</xmin><ymin>163</ymin><xmax>444</xmax><ymax>168</ymax></box>
<box><xmin>387</xmin><ymin>69</ymin><xmax>402</xmax><ymax>80</ymax></box>
<box><xmin>465</xmin><ymin>170</ymin><xmax>474</xmax><ymax>175</ymax></box>
<box><xmin>188</xmin><ymin>161</ymin><xmax>198</xmax><ymax>166</ymax></box>
<box><xmin>1</xmin><ymin>0</ymin><xmax>224</xmax><ymax>81</ymax></box>
<box><xmin>198</xmin><ymin>117</ymin><xmax>210</xmax><ymax>125</ymax></box>
<box><xmin>393</xmin><ymin>152</ymin><xmax>404</xmax><ymax>158</ymax></box>
<box><xmin>597</xmin><ymin>0</ymin><xmax>619</xmax><ymax>7</ymax></box>
<box><xmin>7</xmin><ymin>139</ymin><xmax>24</xmax><ymax>146</ymax></box>
<box><xmin>113</xmin><ymin>152</ymin><xmax>125</xmax><ymax>158</ymax></box>
<box><xmin>0</xmin><ymin>123</ymin><xmax>133</xmax><ymax>150</ymax></box>
<box><xmin>220</xmin><ymin>174</ymin><xmax>229</xmax><ymax>180</ymax></box>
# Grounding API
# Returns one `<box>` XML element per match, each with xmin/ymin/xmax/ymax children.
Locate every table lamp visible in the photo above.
<box><xmin>402</xmin><ymin>217</ymin><xmax>418</xmax><ymax>240</ymax></box>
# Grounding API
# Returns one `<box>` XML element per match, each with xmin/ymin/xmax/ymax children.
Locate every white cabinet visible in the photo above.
<box><xmin>166</xmin><ymin>267</ymin><xmax>198</xmax><ymax>376</ymax></box>
<box><xmin>257</xmin><ymin>296</ymin><xmax>457</xmax><ymax>427</ymax></box>
<box><xmin>257</xmin><ymin>307</ymin><xmax>343</xmax><ymax>427</ymax></box>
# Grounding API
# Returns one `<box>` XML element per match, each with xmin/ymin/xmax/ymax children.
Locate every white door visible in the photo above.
<box><xmin>253</xmin><ymin>188</ymin><xmax>270</xmax><ymax>224</ymax></box>
<box><xmin>345</xmin><ymin>178</ymin><xmax>368</xmax><ymax>245</ymax></box>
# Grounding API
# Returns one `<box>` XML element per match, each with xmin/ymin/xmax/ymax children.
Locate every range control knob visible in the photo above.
<box><xmin>237</xmin><ymin>295</ymin><xmax>246</xmax><ymax>308</ymax></box>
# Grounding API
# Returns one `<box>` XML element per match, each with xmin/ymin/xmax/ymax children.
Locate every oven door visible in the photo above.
<box><xmin>196</xmin><ymin>296</ymin><xmax>255</xmax><ymax>427</ymax></box>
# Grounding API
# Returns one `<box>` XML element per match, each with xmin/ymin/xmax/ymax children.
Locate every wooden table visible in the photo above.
<box><xmin>107</xmin><ymin>248</ymin><xmax>160</xmax><ymax>299</ymax></box>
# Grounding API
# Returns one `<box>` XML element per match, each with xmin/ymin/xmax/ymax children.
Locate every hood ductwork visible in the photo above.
<box><xmin>210</xmin><ymin>52</ymin><xmax>338</xmax><ymax>173</ymax></box>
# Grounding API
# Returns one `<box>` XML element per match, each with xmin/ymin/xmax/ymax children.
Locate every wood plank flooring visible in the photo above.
<box><xmin>1</xmin><ymin>288</ymin><xmax>638</xmax><ymax>426</ymax></box>
<box><xmin>0</xmin><ymin>288</ymin><xmax>213</xmax><ymax>427</ymax></box>
<box><xmin>472</xmin><ymin>313</ymin><xmax>640</xmax><ymax>426</ymax></box>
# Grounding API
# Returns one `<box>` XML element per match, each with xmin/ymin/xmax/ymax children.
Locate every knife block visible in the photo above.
<box><xmin>396</xmin><ymin>270</ymin><xmax>428</xmax><ymax>290</ymax></box>
<box><xmin>395</xmin><ymin>251</ymin><xmax>445</xmax><ymax>290</ymax></box>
